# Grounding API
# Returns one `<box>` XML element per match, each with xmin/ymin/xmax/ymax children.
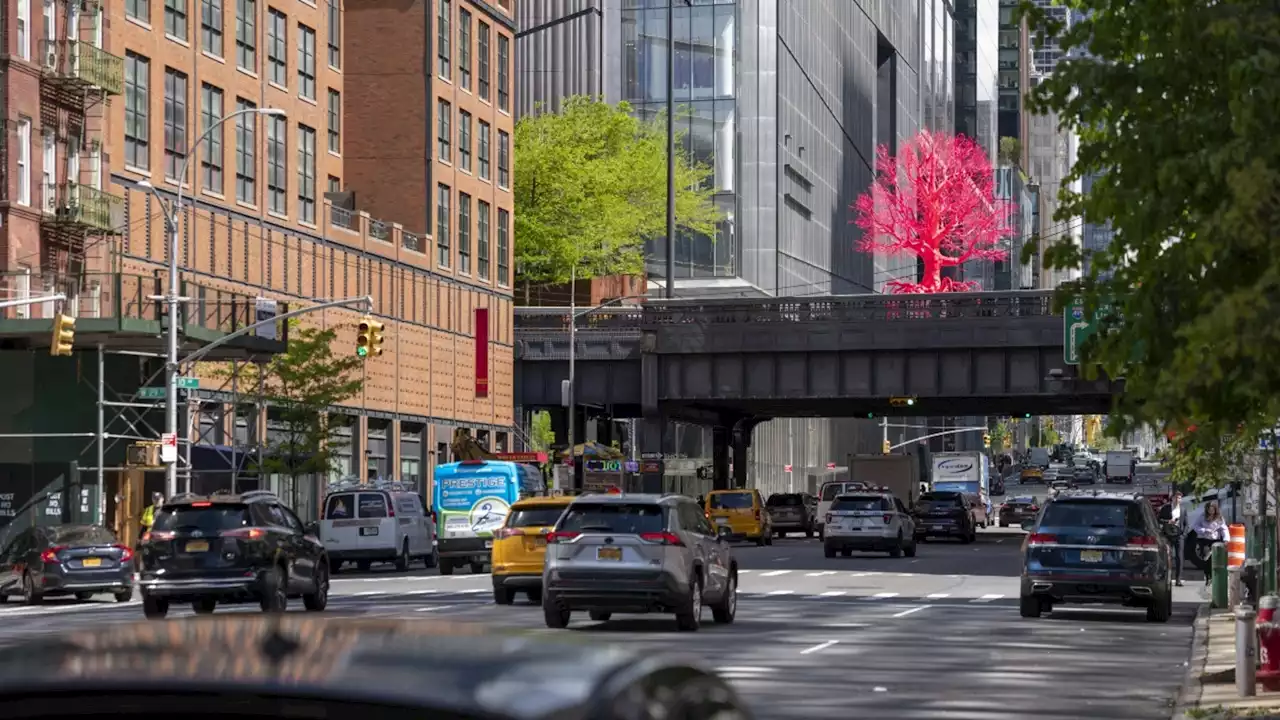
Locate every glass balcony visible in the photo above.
<box><xmin>42</xmin><ymin>182</ymin><xmax>124</xmax><ymax>233</ymax></box>
<box><xmin>39</xmin><ymin>40</ymin><xmax>124</xmax><ymax>96</ymax></box>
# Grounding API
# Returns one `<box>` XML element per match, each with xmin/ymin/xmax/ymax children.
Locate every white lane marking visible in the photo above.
<box><xmin>896</xmin><ymin>573</ymin><xmax>915</xmax><ymax>578</ymax></box>
<box><xmin>973</xmin><ymin>594</ymin><xmax>1004</xmax><ymax>603</ymax></box>
<box><xmin>806</xmin><ymin>571</ymin><xmax>837</xmax><ymax>577</ymax></box>
<box><xmin>926</xmin><ymin>593</ymin><xmax>951</xmax><ymax>600</ymax></box>
<box><xmin>892</xmin><ymin>605</ymin><xmax>931</xmax><ymax>618</ymax></box>
<box><xmin>818</xmin><ymin>591</ymin><xmax>847</xmax><ymax>597</ymax></box>
<box><xmin>414</xmin><ymin>605</ymin><xmax>458</xmax><ymax>612</ymax></box>
<box><xmin>773</xmin><ymin>556</ymin><xmax>792</xmax><ymax>562</ymax></box>
<box><xmin>760</xmin><ymin>570</ymin><xmax>792</xmax><ymax>577</ymax></box>
<box><xmin>849</xmin><ymin>572</ymin><xmax>876</xmax><ymax>577</ymax></box>
<box><xmin>737</xmin><ymin>569</ymin><xmax>753</xmax><ymax>574</ymax></box>
<box><xmin>871</xmin><ymin>592</ymin><xmax>899</xmax><ymax>599</ymax></box>
<box><xmin>407</xmin><ymin>589</ymin><xmax>439</xmax><ymax>595</ymax></box>
<box><xmin>0</xmin><ymin>601</ymin><xmax>140</xmax><ymax>617</ymax></box>
<box><xmin>799</xmin><ymin>640</ymin><xmax>839</xmax><ymax>655</ymax></box>
<box><xmin>355</xmin><ymin>591</ymin><xmax>386</xmax><ymax>596</ymax></box>
<box><xmin>718</xmin><ymin>666</ymin><xmax>772</xmax><ymax>674</ymax></box>
<box><xmin>456</xmin><ymin>588</ymin><xmax>487</xmax><ymax>594</ymax></box>
<box><xmin>766</xmin><ymin>590</ymin><xmax>794</xmax><ymax>596</ymax></box>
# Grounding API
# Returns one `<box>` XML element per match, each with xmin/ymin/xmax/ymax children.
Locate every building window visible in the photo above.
<box><xmin>42</xmin><ymin>132</ymin><xmax>54</xmax><ymax>212</ymax></box>
<box><xmin>326</xmin><ymin>89</ymin><xmax>341</xmax><ymax>154</ymax></box>
<box><xmin>164</xmin><ymin>0</ymin><xmax>187</xmax><ymax>40</ymax></box>
<box><xmin>163</xmin><ymin>68</ymin><xmax>188</xmax><ymax>182</ymax></box>
<box><xmin>497</xmin><ymin>208</ymin><xmax>509</xmax><ymax>286</ymax></box>
<box><xmin>497</xmin><ymin>130</ymin><xmax>509</xmax><ymax>189</ymax></box>
<box><xmin>235</xmin><ymin>98</ymin><xmax>256</xmax><ymax>203</ymax></box>
<box><xmin>326</xmin><ymin>0</ymin><xmax>340</xmax><ymax>68</ymax></box>
<box><xmin>201</xmin><ymin>0</ymin><xmax>222</xmax><ymax>55</ymax></box>
<box><xmin>437</xmin><ymin>0</ymin><xmax>450</xmax><ymax>79</ymax></box>
<box><xmin>458</xmin><ymin>192</ymin><xmax>471</xmax><ymax>274</ymax></box>
<box><xmin>266</xmin><ymin>114</ymin><xmax>287</xmax><ymax>214</ymax></box>
<box><xmin>15</xmin><ymin>0</ymin><xmax>29</xmax><ymax>60</ymax></box>
<box><xmin>125</xmin><ymin>0</ymin><xmax>147</xmax><ymax>24</ymax></box>
<box><xmin>458</xmin><ymin>8</ymin><xmax>471</xmax><ymax>91</ymax></box>
<box><xmin>478</xmin><ymin>120</ymin><xmax>490</xmax><ymax>180</ymax></box>
<box><xmin>458</xmin><ymin>110</ymin><xmax>471</xmax><ymax>172</ymax></box>
<box><xmin>327</xmin><ymin>175</ymin><xmax>340</xmax><ymax>193</ymax></box>
<box><xmin>200</xmin><ymin>83</ymin><xmax>224</xmax><ymax>192</ymax></box>
<box><xmin>124</xmin><ymin>53</ymin><xmax>150</xmax><ymax>170</ymax></box>
<box><xmin>437</xmin><ymin>99</ymin><xmax>451</xmax><ymax>163</ymax></box>
<box><xmin>235</xmin><ymin>0</ymin><xmax>255</xmax><ymax>70</ymax></box>
<box><xmin>497</xmin><ymin>33</ymin><xmax>509</xmax><ymax>111</ymax></box>
<box><xmin>297</xmin><ymin>24</ymin><xmax>315</xmax><ymax>100</ymax></box>
<box><xmin>436</xmin><ymin>184</ymin><xmax>451</xmax><ymax>268</ymax></box>
<box><xmin>477</xmin><ymin>200</ymin><xmax>490</xmax><ymax>280</ymax></box>
<box><xmin>477</xmin><ymin>21</ymin><xmax>489</xmax><ymax>101</ymax></box>
<box><xmin>297</xmin><ymin>124</ymin><xmax>316</xmax><ymax>224</ymax></box>
<box><xmin>267</xmin><ymin>8</ymin><xmax>286</xmax><ymax>87</ymax></box>
<box><xmin>16</xmin><ymin>118</ymin><xmax>31</xmax><ymax>206</ymax></box>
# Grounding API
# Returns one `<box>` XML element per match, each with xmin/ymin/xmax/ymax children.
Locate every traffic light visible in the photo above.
<box><xmin>50</xmin><ymin>313</ymin><xmax>76</xmax><ymax>356</ymax></box>
<box><xmin>882</xmin><ymin>439</ymin><xmax>891</xmax><ymax>454</ymax></box>
<box><xmin>888</xmin><ymin>396</ymin><xmax>917</xmax><ymax>408</ymax></box>
<box><xmin>368</xmin><ymin>319</ymin><xmax>385</xmax><ymax>356</ymax></box>
<box><xmin>983</xmin><ymin>432</ymin><xmax>992</xmax><ymax>449</ymax></box>
<box><xmin>1024</xmin><ymin>413</ymin><xmax>1032</xmax><ymax>419</ymax></box>
<box><xmin>356</xmin><ymin>317</ymin><xmax>385</xmax><ymax>358</ymax></box>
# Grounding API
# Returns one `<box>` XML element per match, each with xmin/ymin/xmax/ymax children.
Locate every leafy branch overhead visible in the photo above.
<box><xmin>514</xmin><ymin>96</ymin><xmax>722</xmax><ymax>286</ymax></box>
<box><xmin>1019</xmin><ymin>1</ymin><xmax>1280</xmax><ymax>453</ymax></box>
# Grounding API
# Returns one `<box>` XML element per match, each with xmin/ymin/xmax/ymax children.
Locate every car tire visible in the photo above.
<box><xmin>805</xmin><ymin>526</ymin><xmax>814</xmax><ymax>539</ymax></box>
<box><xmin>543</xmin><ymin>596</ymin><xmax>571</xmax><ymax>629</ymax></box>
<box><xmin>394</xmin><ymin>541</ymin><xmax>410</xmax><ymax>572</ymax></box>
<box><xmin>1019</xmin><ymin>594</ymin><xmax>1043</xmax><ymax>618</ymax></box>
<box><xmin>904</xmin><ymin>536</ymin><xmax>917</xmax><ymax>558</ymax></box>
<box><xmin>1147</xmin><ymin>590</ymin><xmax>1173</xmax><ymax>623</ymax></box>
<box><xmin>114</xmin><ymin>589</ymin><xmax>133</xmax><ymax>603</ymax></box>
<box><xmin>818</xmin><ymin>527</ymin><xmax>825</xmax><ymax>541</ymax></box>
<box><xmin>675</xmin><ymin>574</ymin><xmax>703</xmax><ymax>632</ymax></box>
<box><xmin>589</xmin><ymin>610</ymin><xmax>612</xmax><ymax>622</ymax></box>
<box><xmin>303</xmin><ymin>562</ymin><xmax>330</xmax><ymax>612</ymax></box>
<box><xmin>329</xmin><ymin>559</ymin><xmax>342</xmax><ymax>575</ymax></box>
<box><xmin>192</xmin><ymin>598</ymin><xmax>217</xmax><ymax>614</ymax></box>
<box><xmin>841</xmin><ymin>549</ymin><xmax>853</xmax><ymax>558</ymax></box>
<box><xmin>357</xmin><ymin>560</ymin><xmax>372</xmax><ymax>572</ymax></box>
<box><xmin>824</xmin><ymin>543</ymin><xmax>836</xmax><ymax>559</ymax></box>
<box><xmin>259</xmin><ymin>567</ymin><xmax>288</xmax><ymax>613</ymax></box>
<box><xmin>142</xmin><ymin>593</ymin><xmax>169</xmax><ymax>619</ymax></box>
<box><xmin>493</xmin><ymin>585</ymin><xmax>515</xmax><ymax>605</ymax></box>
<box><xmin>424</xmin><ymin>546</ymin><xmax>439</xmax><ymax>569</ymax></box>
<box><xmin>889</xmin><ymin>533</ymin><xmax>904</xmax><ymax>558</ymax></box>
<box><xmin>711</xmin><ymin>572</ymin><xmax>737</xmax><ymax>624</ymax></box>
<box><xmin>439</xmin><ymin>558</ymin><xmax>455</xmax><ymax>576</ymax></box>
<box><xmin>22</xmin><ymin>573</ymin><xmax>41</xmax><ymax>605</ymax></box>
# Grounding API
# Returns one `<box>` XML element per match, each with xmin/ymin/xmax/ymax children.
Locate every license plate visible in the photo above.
<box><xmin>359</xmin><ymin>526</ymin><xmax>379</xmax><ymax>536</ymax></box>
<box><xmin>535</xmin><ymin>538</ymin><xmax>547</xmax><ymax>547</ymax></box>
<box><xmin>932</xmin><ymin>525</ymin><xmax>944</xmax><ymax>531</ymax></box>
<box><xmin>484</xmin><ymin>540</ymin><xmax>493</xmax><ymax>549</ymax></box>
<box><xmin>1080</xmin><ymin>550</ymin><xmax>1104</xmax><ymax>563</ymax></box>
<box><xmin>715</xmin><ymin>518</ymin><xmax>728</xmax><ymax>526</ymax></box>
<box><xmin>185</xmin><ymin>540</ymin><xmax>209</xmax><ymax>553</ymax></box>
<box><xmin>597</xmin><ymin>546</ymin><xmax>622</xmax><ymax>561</ymax></box>
<box><xmin>81</xmin><ymin>557</ymin><xmax>102</xmax><ymax>567</ymax></box>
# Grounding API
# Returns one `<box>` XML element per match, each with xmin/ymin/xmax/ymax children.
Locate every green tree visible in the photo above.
<box><xmin>528</xmin><ymin>410</ymin><xmax>555</xmax><ymax>452</ymax></box>
<box><xmin>236</xmin><ymin>323</ymin><xmax>365</xmax><ymax>488</ymax></box>
<box><xmin>998</xmin><ymin>136</ymin><xmax>1021</xmax><ymax>167</ymax></box>
<box><xmin>1020</xmin><ymin>1</ymin><xmax>1280</xmax><ymax>464</ymax></box>
<box><xmin>514</xmin><ymin>96</ymin><xmax>722</xmax><ymax>286</ymax></box>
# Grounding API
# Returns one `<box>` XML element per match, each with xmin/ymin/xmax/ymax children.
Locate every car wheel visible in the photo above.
<box><xmin>589</xmin><ymin>610</ymin><xmax>612</xmax><ymax>622</ymax></box>
<box><xmin>114</xmin><ymin>588</ymin><xmax>133</xmax><ymax>603</ymax></box>
<box><xmin>142</xmin><ymin>593</ymin><xmax>169</xmax><ymax>619</ymax></box>
<box><xmin>394</xmin><ymin>541</ymin><xmax>410</xmax><ymax>572</ymax></box>
<box><xmin>493</xmin><ymin>584</ymin><xmax>515</xmax><ymax>605</ymax></box>
<box><xmin>470</xmin><ymin>561</ymin><xmax>485</xmax><ymax>574</ymax></box>
<box><xmin>805</xmin><ymin>526</ymin><xmax>814</xmax><ymax>539</ymax></box>
<box><xmin>1019</xmin><ymin>594</ymin><xmax>1043</xmax><ymax>618</ymax></box>
<box><xmin>192</xmin><ymin>598</ymin><xmax>217</xmax><ymax>614</ymax></box>
<box><xmin>542</xmin><ymin>596</ymin><xmax>571</xmax><ymax>629</ymax></box>
<box><xmin>1147</xmin><ymin>590</ymin><xmax>1173</xmax><ymax>623</ymax></box>
<box><xmin>711</xmin><ymin>572</ymin><xmax>737</xmax><ymax>624</ymax></box>
<box><xmin>439</xmin><ymin>558</ymin><xmax>455</xmax><ymax>576</ymax></box>
<box><xmin>424</xmin><ymin>546</ymin><xmax>439</xmax><ymax>569</ymax></box>
<box><xmin>329</xmin><ymin>559</ymin><xmax>342</xmax><ymax>575</ymax></box>
<box><xmin>824</xmin><ymin>544</ymin><xmax>836</xmax><ymax>559</ymax></box>
<box><xmin>75</xmin><ymin>591</ymin><xmax>94</xmax><ymax>601</ymax></box>
<box><xmin>841</xmin><ymin>549</ymin><xmax>853</xmax><ymax>558</ymax></box>
<box><xmin>675</xmin><ymin>574</ymin><xmax>703</xmax><ymax>632</ymax></box>
<box><xmin>889</xmin><ymin>533</ymin><xmax>904</xmax><ymax>558</ymax></box>
<box><xmin>259</xmin><ymin>567</ymin><xmax>288</xmax><ymax>613</ymax></box>
<box><xmin>904</xmin><ymin>536</ymin><xmax>918</xmax><ymax>558</ymax></box>
<box><xmin>22</xmin><ymin>573</ymin><xmax>41</xmax><ymax>606</ymax></box>
<box><xmin>303</xmin><ymin>562</ymin><xmax>330</xmax><ymax>611</ymax></box>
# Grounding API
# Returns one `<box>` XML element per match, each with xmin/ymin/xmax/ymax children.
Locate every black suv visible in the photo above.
<box><xmin>1019</xmin><ymin>490</ymin><xmax>1174</xmax><ymax>622</ymax></box>
<box><xmin>137</xmin><ymin>490</ymin><xmax>330</xmax><ymax>618</ymax></box>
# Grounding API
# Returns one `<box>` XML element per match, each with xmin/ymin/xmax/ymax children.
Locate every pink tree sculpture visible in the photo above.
<box><xmin>853</xmin><ymin>131</ymin><xmax>1014</xmax><ymax>294</ymax></box>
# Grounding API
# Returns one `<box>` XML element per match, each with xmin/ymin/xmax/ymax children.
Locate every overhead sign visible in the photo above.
<box><xmin>255</xmin><ymin>298</ymin><xmax>279</xmax><ymax>340</ymax></box>
<box><xmin>160</xmin><ymin>432</ymin><xmax>178</xmax><ymax>463</ymax></box>
<box><xmin>1064</xmin><ymin>295</ymin><xmax>1116</xmax><ymax>365</ymax></box>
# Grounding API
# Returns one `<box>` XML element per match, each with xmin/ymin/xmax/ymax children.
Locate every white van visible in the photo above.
<box><xmin>816</xmin><ymin>481</ymin><xmax>870</xmax><ymax>539</ymax></box>
<box><xmin>321</xmin><ymin>481</ymin><xmax>437</xmax><ymax>573</ymax></box>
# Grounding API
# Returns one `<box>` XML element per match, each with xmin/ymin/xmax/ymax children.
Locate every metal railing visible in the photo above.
<box><xmin>39</xmin><ymin>39</ymin><xmax>124</xmax><ymax>95</ymax></box>
<box><xmin>369</xmin><ymin>219</ymin><xmax>390</xmax><ymax>242</ymax></box>
<box><xmin>329</xmin><ymin>205</ymin><xmax>354</xmax><ymax>230</ymax></box>
<box><xmin>43</xmin><ymin>182</ymin><xmax>123</xmax><ymax>232</ymax></box>
<box><xmin>642</xmin><ymin>290</ymin><xmax>1058</xmax><ymax>324</ymax></box>
<box><xmin>514</xmin><ymin>306</ymin><xmax>645</xmax><ymax>331</ymax></box>
<box><xmin>402</xmin><ymin>232</ymin><xmax>425</xmax><ymax>253</ymax></box>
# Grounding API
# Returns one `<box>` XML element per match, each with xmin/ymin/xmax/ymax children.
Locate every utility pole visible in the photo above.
<box><xmin>664</xmin><ymin>0</ymin><xmax>676</xmax><ymax>298</ymax></box>
<box><xmin>567</xmin><ymin>264</ymin><xmax>577</xmax><ymax>461</ymax></box>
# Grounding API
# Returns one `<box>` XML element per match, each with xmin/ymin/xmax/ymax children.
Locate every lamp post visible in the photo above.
<box><xmin>138</xmin><ymin>106</ymin><xmax>287</xmax><ymax>498</ymax></box>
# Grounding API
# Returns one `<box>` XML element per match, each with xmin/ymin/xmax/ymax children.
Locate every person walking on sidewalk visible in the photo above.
<box><xmin>1159</xmin><ymin>491</ymin><xmax>1186</xmax><ymax>586</ymax></box>
<box><xmin>1191</xmin><ymin>502</ymin><xmax>1230</xmax><ymax>585</ymax></box>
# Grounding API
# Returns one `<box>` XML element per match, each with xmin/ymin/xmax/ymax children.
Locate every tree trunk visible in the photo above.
<box><xmin>921</xmin><ymin>251</ymin><xmax>943</xmax><ymax>290</ymax></box>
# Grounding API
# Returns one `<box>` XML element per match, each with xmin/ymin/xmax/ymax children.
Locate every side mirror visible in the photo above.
<box><xmin>1020</xmin><ymin>519</ymin><xmax>1036</xmax><ymax>532</ymax></box>
<box><xmin>717</xmin><ymin>526</ymin><xmax>732</xmax><ymax>542</ymax></box>
<box><xmin>305</xmin><ymin>522</ymin><xmax>320</xmax><ymax>537</ymax></box>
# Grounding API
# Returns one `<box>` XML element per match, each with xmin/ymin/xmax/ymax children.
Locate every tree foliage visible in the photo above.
<box><xmin>528</xmin><ymin>410</ymin><xmax>555</xmax><ymax>452</ymax></box>
<box><xmin>237</xmin><ymin>323</ymin><xmax>365</xmax><ymax>482</ymax></box>
<box><xmin>1021</xmin><ymin>1</ymin><xmax>1280</xmax><ymax>465</ymax></box>
<box><xmin>514</xmin><ymin>96</ymin><xmax>721</xmax><ymax>286</ymax></box>
<box><xmin>853</xmin><ymin>131</ymin><xmax>1013</xmax><ymax>293</ymax></box>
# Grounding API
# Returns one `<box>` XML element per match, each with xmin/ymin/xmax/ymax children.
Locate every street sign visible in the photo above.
<box><xmin>1064</xmin><ymin>295</ymin><xmax>1116</xmax><ymax>365</ymax></box>
<box><xmin>784</xmin><ymin>464</ymin><xmax>793</xmax><ymax>473</ymax></box>
<box><xmin>178</xmin><ymin>376</ymin><xmax>199</xmax><ymax>389</ymax></box>
<box><xmin>255</xmin><ymin>297</ymin><xmax>279</xmax><ymax>340</ymax></box>
<box><xmin>159</xmin><ymin>432</ymin><xmax>178</xmax><ymax>463</ymax></box>
<box><xmin>826</xmin><ymin>462</ymin><xmax>836</xmax><ymax>470</ymax></box>
<box><xmin>138</xmin><ymin>387</ymin><xmax>165</xmax><ymax>399</ymax></box>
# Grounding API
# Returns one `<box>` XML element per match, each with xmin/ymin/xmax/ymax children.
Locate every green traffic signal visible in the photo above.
<box><xmin>357</xmin><ymin>346</ymin><xmax>368</xmax><ymax>357</ymax></box>
<box><xmin>1025</xmin><ymin>413</ymin><xmax>1032</xmax><ymax>419</ymax></box>
<box><xmin>867</xmin><ymin>412</ymin><xmax>874</xmax><ymax>419</ymax></box>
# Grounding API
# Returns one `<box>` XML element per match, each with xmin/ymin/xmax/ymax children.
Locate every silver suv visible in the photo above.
<box><xmin>542</xmin><ymin>493</ymin><xmax>738</xmax><ymax>632</ymax></box>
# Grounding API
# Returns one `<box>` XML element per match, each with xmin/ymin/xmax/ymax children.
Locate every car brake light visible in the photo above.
<box><xmin>39</xmin><ymin>546</ymin><xmax>65</xmax><ymax>563</ymax></box>
<box><xmin>494</xmin><ymin>528</ymin><xmax>519</xmax><ymax>539</ymax></box>
<box><xmin>222</xmin><ymin>527</ymin><xmax>267</xmax><ymax>540</ymax></box>
<box><xmin>142</xmin><ymin>530</ymin><xmax>175</xmax><ymax>542</ymax></box>
<box><xmin>114</xmin><ymin>544</ymin><xmax>134</xmax><ymax>562</ymax></box>
<box><xmin>639</xmin><ymin>531</ymin><xmax>684</xmax><ymax>546</ymax></box>
<box><xmin>1029</xmin><ymin>505</ymin><xmax>1039</xmax><ymax>512</ymax></box>
<box><xmin>1130</xmin><ymin>536</ymin><xmax>1157</xmax><ymax>546</ymax></box>
<box><xmin>546</xmin><ymin>531</ymin><xmax>579</xmax><ymax>544</ymax></box>
<box><xmin>1027</xmin><ymin>533</ymin><xmax>1058</xmax><ymax>545</ymax></box>
<box><xmin>882</xmin><ymin>514</ymin><xmax>892</xmax><ymax>525</ymax></box>
<box><xmin>825</xmin><ymin>513</ymin><xmax>833</xmax><ymax>524</ymax></box>
<box><xmin>191</xmin><ymin>502</ymin><xmax>212</xmax><ymax>507</ymax></box>
<box><xmin>754</xmin><ymin>509</ymin><xmax>761</xmax><ymax>522</ymax></box>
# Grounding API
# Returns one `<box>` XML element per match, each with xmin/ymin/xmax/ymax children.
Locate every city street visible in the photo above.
<box><xmin>0</xmin><ymin>527</ymin><xmax>1199</xmax><ymax>720</ymax></box>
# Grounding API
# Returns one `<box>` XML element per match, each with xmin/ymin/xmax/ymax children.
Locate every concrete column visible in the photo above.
<box><xmin>712</xmin><ymin>426</ymin><xmax>731</xmax><ymax>491</ymax></box>
<box><xmin>639</xmin><ymin>414</ymin><xmax>665</xmax><ymax>493</ymax></box>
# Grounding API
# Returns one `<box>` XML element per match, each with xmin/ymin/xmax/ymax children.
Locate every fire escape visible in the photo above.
<box><xmin>38</xmin><ymin>5</ymin><xmax>124</xmax><ymax>301</ymax></box>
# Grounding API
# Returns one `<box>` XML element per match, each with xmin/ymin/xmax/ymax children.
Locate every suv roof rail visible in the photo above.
<box><xmin>238</xmin><ymin>490</ymin><xmax>278</xmax><ymax>501</ymax></box>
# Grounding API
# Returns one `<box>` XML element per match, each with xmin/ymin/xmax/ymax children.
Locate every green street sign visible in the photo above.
<box><xmin>178</xmin><ymin>377</ymin><xmax>199</xmax><ymax>389</ymax></box>
<box><xmin>1063</xmin><ymin>296</ymin><xmax>1116</xmax><ymax>365</ymax></box>
<box><xmin>137</xmin><ymin>387</ymin><xmax>165</xmax><ymax>399</ymax></box>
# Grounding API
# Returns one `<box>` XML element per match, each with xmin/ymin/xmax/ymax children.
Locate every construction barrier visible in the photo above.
<box><xmin>1229</xmin><ymin>523</ymin><xmax>1247</xmax><ymax>568</ymax></box>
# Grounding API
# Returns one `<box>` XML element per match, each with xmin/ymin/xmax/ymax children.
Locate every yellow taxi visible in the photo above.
<box><xmin>1020</xmin><ymin>466</ymin><xmax>1044</xmax><ymax>482</ymax></box>
<box><xmin>705</xmin><ymin>488</ymin><xmax>773</xmax><ymax>546</ymax></box>
<box><xmin>490</xmin><ymin>495</ymin><xmax>575</xmax><ymax>605</ymax></box>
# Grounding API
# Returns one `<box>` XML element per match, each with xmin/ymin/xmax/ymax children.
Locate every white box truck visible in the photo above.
<box><xmin>930</xmin><ymin>451</ymin><xmax>992</xmax><ymax>522</ymax></box>
<box><xmin>816</xmin><ymin>454</ymin><xmax>921</xmax><ymax>539</ymax></box>
<box><xmin>1105</xmin><ymin>450</ymin><xmax>1135</xmax><ymax>483</ymax></box>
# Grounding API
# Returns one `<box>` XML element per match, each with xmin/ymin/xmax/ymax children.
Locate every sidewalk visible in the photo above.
<box><xmin>1175</xmin><ymin>603</ymin><xmax>1280</xmax><ymax>719</ymax></box>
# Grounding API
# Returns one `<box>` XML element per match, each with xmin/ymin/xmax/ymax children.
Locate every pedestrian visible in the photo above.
<box><xmin>1191</xmin><ymin>502</ymin><xmax>1229</xmax><ymax>585</ymax></box>
<box><xmin>1158</xmin><ymin>491</ymin><xmax>1186</xmax><ymax>586</ymax></box>
<box><xmin>139</xmin><ymin>491</ymin><xmax>163</xmax><ymax>542</ymax></box>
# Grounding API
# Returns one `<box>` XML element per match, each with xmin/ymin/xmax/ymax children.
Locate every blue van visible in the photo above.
<box><xmin>432</xmin><ymin>460</ymin><xmax>545</xmax><ymax>575</ymax></box>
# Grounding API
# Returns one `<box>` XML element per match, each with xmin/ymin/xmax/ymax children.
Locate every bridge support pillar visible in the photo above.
<box><xmin>712</xmin><ymin>426</ymin><xmax>730</xmax><ymax>492</ymax></box>
<box><xmin>639</xmin><ymin>414</ymin><xmax>666</xmax><ymax>494</ymax></box>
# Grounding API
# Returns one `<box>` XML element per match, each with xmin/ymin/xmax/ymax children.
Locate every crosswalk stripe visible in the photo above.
<box><xmin>760</xmin><ymin>570</ymin><xmax>792</xmax><ymax>577</ymax></box>
<box><xmin>806</xmin><ymin>571</ymin><xmax>837</xmax><ymax>577</ymax></box>
<box><xmin>972</xmin><ymin>594</ymin><xmax>1003</xmax><ymax>603</ymax></box>
<box><xmin>818</xmin><ymin>591</ymin><xmax>847</xmax><ymax>597</ymax></box>
<box><xmin>926</xmin><ymin>593</ymin><xmax>951</xmax><ymax>599</ymax></box>
<box><xmin>766</xmin><ymin>590</ymin><xmax>794</xmax><ymax>596</ymax></box>
<box><xmin>355</xmin><ymin>590</ymin><xmax>386</xmax><ymax>596</ymax></box>
<box><xmin>871</xmin><ymin>592</ymin><xmax>899</xmax><ymax>599</ymax></box>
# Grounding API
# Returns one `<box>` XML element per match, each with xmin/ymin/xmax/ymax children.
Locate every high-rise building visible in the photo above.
<box><xmin>996</xmin><ymin>0</ymin><xmax>1029</xmax><ymax>164</ymax></box>
<box><xmin>954</xmin><ymin>0</ymin><xmax>1000</xmax><ymax>290</ymax></box>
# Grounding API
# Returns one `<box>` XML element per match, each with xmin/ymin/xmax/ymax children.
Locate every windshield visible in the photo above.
<box><xmin>153</xmin><ymin>505</ymin><xmax>251</xmax><ymax>532</ymax></box>
<box><xmin>820</xmin><ymin>483</ymin><xmax>866</xmax><ymax>501</ymax></box>
<box><xmin>47</xmin><ymin>525</ymin><xmax>117</xmax><ymax>546</ymax></box>
<box><xmin>767</xmin><ymin>494</ymin><xmax>803</xmax><ymax>507</ymax></box>
<box><xmin>1041</xmin><ymin>501</ymin><xmax>1144</xmax><ymax>529</ymax></box>
<box><xmin>558</xmin><ymin>503</ymin><xmax>666</xmax><ymax>534</ymax></box>
<box><xmin>917</xmin><ymin>493</ymin><xmax>965</xmax><ymax>511</ymax></box>
<box><xmin>831</xmin><ymin>496</ymin><xmax>889</xmax><ymax>512</ymax></box>
<box><xmin>709</xmin><ymin>492</ymin><xmax>754</xmax><ymax>509</ymax></box>
<box><xmin>506</xmin><ymin>506</ymin><xmax>566</xmax><ymax>528</ymax></box>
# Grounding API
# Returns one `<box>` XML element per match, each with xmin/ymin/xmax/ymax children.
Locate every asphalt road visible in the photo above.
<box><xmin>0</xmin><ymin>526</ymin><xmax>1200</xmax><ymax>720</ymax></box>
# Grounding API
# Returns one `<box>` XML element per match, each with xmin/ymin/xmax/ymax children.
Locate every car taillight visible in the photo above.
<box><xmin>1130</xmin><ymin>536</ymin><xmax>1157</xmax><ymax>546</ymax></box>
<box><xmin>825</xmin><ymin>513</ymin><xmax>833</xmax><ymax>524</ymax></box>
<box><xmin>639</xmin><ymin>531</ymin><xmax>684</xmax><ymax>546</ymax></box>
<box><xmin>39</xmin><ymin>546</ymin><xmax>66</xmax><ymax>563</ymax></box>
<box><xmin>222</xmin><ymin>527</ymin><xmax>267</xmax><ymax>540</ymax></box>
<box><xmin>1000</xmin><ymin>504</ymin><xmax>1010</xmax><ymax>511</ymax></box>
<box><xmin>546</xmin><ymin>531</ymin><xmax>580</xmax><ymax>544</ymax></box>
<box><xmin>1029</xmin><ymin>506</ymin><xmax>1039</xmax><ymax>512</ymax></box>
<box><xmin>882</xmin><ymin>514</ymin><xmax>892</xmax><ymax>525</ymax></box>
<box><xmin>387</xmin><ymin>506</ymin><xmax>395</xmax><ymax>518</ymax></box>
<box><xmin>494</xmin><ymin>528</ymin><xmax>519</xmax><ymax>539</ymax></box>
<box><xmin>1027</xmin><ymin>533</ymin><xmax>1058</xmax><ymax>545</ymax></box>
<box><xmin>754</xmin><ymin>509</ymin><xmax>761</xmax><ymax>522</ymax></box>
<box><xmin>142</xmin><ymin>530</ymin><xmax>175</xmax><ymax>542</ymax></box>
<box><xmin>115</xmin><ymin>544</ymin><xmax>135</xmax><ymax>562</ymax></box>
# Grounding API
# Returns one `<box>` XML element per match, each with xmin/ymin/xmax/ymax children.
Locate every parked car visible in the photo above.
<box><xmin>765</xmin><ymin>493</ymin><xmax>816</xmax><ymax>538</ymax></box>
<box><xmin>0</xmin><ymin>524</ymin><xmax>133</xmax><ymax>604</ymax></box>
<box><xmin>913</xmin><ymin>491</ymin><xmax>978</xmax><ymax>543</ymax></box>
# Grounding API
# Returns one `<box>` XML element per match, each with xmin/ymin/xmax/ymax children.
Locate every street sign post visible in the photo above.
<box><xmin>1064</xmin><ymin>296</ymin><xmax>1116</xmax><ymax>365</ymax></box>
<box><xmin>139</xmin><ymin>377</ymin><xmax>197</xmax><ymax>399</ymax></box>
<box><xmin>159</xmin><ymin>432</ymin><xmax>178</xmax><ymax>463</ymax></box>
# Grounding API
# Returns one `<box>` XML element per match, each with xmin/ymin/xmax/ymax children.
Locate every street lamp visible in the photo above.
<box><xmin>138</xmin><ymin>106</ymin><xmax>287</xmax><ymax>498</ymax></box>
